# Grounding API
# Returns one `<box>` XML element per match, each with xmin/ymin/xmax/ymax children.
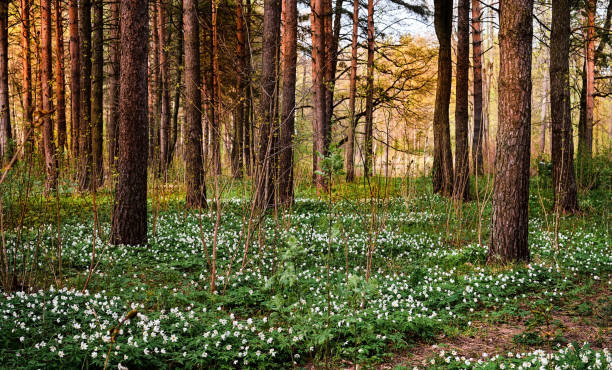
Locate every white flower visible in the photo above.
<box><xmin>58</xmin><ymin>351</ymin><xmax>65</xmax><ymax>358</ymax></box>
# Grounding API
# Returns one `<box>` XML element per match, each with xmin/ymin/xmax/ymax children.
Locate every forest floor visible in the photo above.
<box><xmin>0</xmin><ymin>175</ymin><xmax>610</xmax><ymax>369</ymax></box>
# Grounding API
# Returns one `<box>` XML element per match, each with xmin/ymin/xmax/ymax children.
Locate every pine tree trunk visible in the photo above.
<box><xmin>0</xmin><ymin>1</ymin><xmax>11</xmax><ymax>163</ymax></box>
<box><xmin>20</xmin><ymin>0</ymin><xmax>33</xmax><ymax>156</ymax></box>
<box><xmin>78</xmin><ymin>0</ymin><xmax>92</xmax><ymax>191</ymax></box>
<box><xmin>168</xmin><ymin>2</ymin><xmax>182</xmax><ymax>166</ymax></box>
<box><xmin>488</xmin><ymin>0</ymin><xmax>533</xmax><ymax>264</ymax></box>
<box><xmin>41</xmin><ymin>0</ymin><xmax>57</xmax><ymax>193</ymax></box>
<box><xmin>158</xmin><ymin>0</ymin><xmax>171</xmax><ymax>180</ymax></box>
<box><xmin>345</xmin><ymin>0</ymin><xmax>359</xmax><ymax>182</ymax></box>
<box><xmin>92</xmin><ymin>0</ymin><xmax>104</xmax><ymax>186</ymax></box>
<box><xmin>364</xmin><ymin>0</ymin><xmax>374</xmax><ymax>177</ymax></box>
<box><xmin>68</xmin><ymin>0</ymin><xmax>79</xmax><ymax>159</ymax></box>
<box><xmin>454</xmin><ymin>0</ymin><xmax>470</xmax><ymax>201</ymax></box>
<box><xmin>432</xmin><ymin>0</ymin><xmax>454</xmax><ymax>196</ymax></box>
<box><xmin>183</xmin><ymin>0</ymin><xmax>207</xmax><ymax>208</ymax></box>
<box><xmin>279</xmin><ymin>0</ymin><xmax>297</xmax><ymax>204</ymax></box>
<box><xmin>54</xmin><ymin>0</ymin><xmax>66</xmax><ymax>155</ymax></box>
<box><xmin>538</xmin><ymin>63</ymin><xmax>548</xmax><ymax>157</ymax></box>
<box><xmin>211</xmin><ymin>0</ymin><xmax>221</xmax><ymax>175</ymax></box>
<box><xmin>471</xmin><ymin>0</ymin><xmax>484</xmax><ymax>175</ymax></box>
<box><xmin>231</xmin><ymin>0</ymin><xmax>246</xmax><ymax>178</ymax></box>
<box><xmin>107</xmin><ymin>0</ymin><xmax>120</xmax><ymax>176</ymax></box>
<box><xmin>311</xmin><ymin>0</ymin><xmax>327</xmax><ymax>189</ymax></box>
<box><xmin>550</xmin><ymin>0</ymin><xmax>578</xmax><ymax>213</ymax></box>
<box><xmin>255</xmin><ymin>0</ymin><xmax>282</xmax><ymax>209</ymax></box>
<box><xmin>111</xmin><ymin>0</ymin><xmax>149</xmax><ymax>246</ymax></box>
<box><xmin>149</xmin><ymin>4</ymin><xmax>160</xmax><ymax>170</ymax></box>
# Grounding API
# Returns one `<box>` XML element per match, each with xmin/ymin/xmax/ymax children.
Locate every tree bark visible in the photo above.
<box><xmin>345</xmin><ymin>0</ymin><xmax>359</xmax><ymax>182</ymax></box>
<box><xmin>454</xmin><ymin>0</ymin><xmax>470</xmax><ymax>201</ymax></box>
<box><xmin>68</xmin><ymin>0</ymin><xmax>79</xmax><ymax>159</ymax></box>
<box><xmin>183</xmin><ymin>0</ymin><xmax>207</xmax><ymax>208</ymax></box>
<box><xmin>149</xmin><ymin>4</ymin><xmax>160</xmax><ymax>170</ymax></box>
<box><xmin>78</xmin><ymin>0</ymin><xmax>92</xmax><ymax>191</ymax></box>
<box><xmin>279</xmin><ymin>0</ymin><xmax>297</xmax><ymax>204</ymax></box>
<box><xmin>21</xmin><ymin>0</ymin><xmax>34</xmax><ymax>155</ymax></box>
<box><xmin>364</xmin><ymin>0</ymin><xmax>375</xmax><ymax>177</ymax></box>
<box><xmin>0</xmin><ymin>1</ymin><xmax>11</xmax><ymax>163</ymax></box>
<box><xmin>432</xmin><ymin>0</ymin><xmax>454</xmax><ymax>196</ymax></box>
<box><xmin>168</xmin><ymin>2</ymin><xmax>182</xmax><ymax>166</ymax></box>
<box><xmin>111</xmin><ymin>0</ymin><xmax>149</xmax><ymax>246</ymax></box>
<box><xmin>471</xmin><ymin>0</ymin><xmax>484</xmax><ymax>175</ymax></box>
<box><xmin>488</xmin><ymin>0</ymin><xmax>533</xmax><ymax>264</ymax></box>
<box><xmin>211</xmin><ymin>0</ymin><xmax>221</xmax><ymax>175</ymax></box>
<box><xmin>107</xmin><ymin>0</ymin><xmax>120</xmax><ymax>175</ymax></box>
<box><xmin>311</xmin><ymin>0</ymin><xmax>327</xmax><ymax>189</ymax></box>
<box><xmin>231</xmin><ymin>0</ymin><xmax>246</xmax><ymax>179</ymax></box>
<box><xmin>550</xmin><ymin>0</ymin><xmax>578</xmax><ymax>213</ymax></box>
<box><xmin>41</xmin><ymin>0</ymin><xmax>57</xmax><ymax>193</ymax></box>
<box><xmin>255</xmin><ymin>0</ymin><xmax>282</xmax><ymax>209</ymax></box>
<box><xmin>92</xmin><ymin>0</ymin><xmax>104</xmax><ymax>186</ymax></box>
<box><xmin>577</xmin><ymin>0</ymin><xmax>611</xmax><ymax>184</ymax></box>
<box><xmin>158</xmin><ymin>0</ymin><xmax>171</xmax><ymax>180</ymax></box>
<box><xmin>54</xmin><ymin>0</ymin><xmax>66</xmax><ymax>155</ymax></box>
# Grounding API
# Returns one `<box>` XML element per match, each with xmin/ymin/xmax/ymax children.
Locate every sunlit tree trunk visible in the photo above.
<box><xmin>54</xmin><ymin>0</ymin><xmax>66</xmax><ymax>155</ymax></box>
<box><xmin>345</xmin><ymin>0</ymin><xmax>359</xmax><ymax>182</ymax></box>
<box><xmin>92</xmin><ymin>0</ymin><xmax>104</xmax><ymax>186</ymax></box>
<box><xmin>279</xmin><ymin>0</ymin><xmax>297</xmax><ymax>204</ymax></box>
<box><xmin>454</xmin><ymin>0</ymin><xmax>470</xmax><ymax>201</ymax></box>
<box><xmin>550</xmin><ymin>0</ymin><xmax>578</xmax><ymax>213</ymax></box>
<box><xmin>41</xmin><ymin>0</ymin><xmax>57</xmax><ymax>193</ymax></box>
<box><xmin>432</xmin><ymin>0</ymin><xmax>454</xmax><ymax>196</ymax></box>
<box><xmin>78</xmin><ymin>0</ymin><xmax>92</xmax><ymax>191</ymax></box>
<box><xmin>471</xmin><ymin>0</ymin><xmax>483</xmax><ymax>175</ymax></box>
<box><xmin>68</xmin><ymin>0</ymin><xmax>79</xmax><ymax>159</ymax></box>
<box><xmin>489</xmin><ymin>0</ymin><xmax>533</xmax><ymax>263</ymax></box>
<box><xmin>0</xmin><ymin>1</ymin><xmax>11</xmax><ymax>163</ymax></box>
<box><xmin>364</xmin><ymin>0</ymin><xmax>374</xmax><ymax>177</ymax></box>
<box><xmin>111</xmin><ymin>0</ymin><xmax>149</xmax><ymax>246</ymax></box>
<box><xmin>183</xmin><ymin>0</ymin><xmax>207</xmax><ymax>208</ymax></box>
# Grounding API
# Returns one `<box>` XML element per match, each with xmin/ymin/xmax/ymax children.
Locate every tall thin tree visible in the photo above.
<box><xmin>0</xmin><ymin>0</ymin><xmax>11</xmax><ymax>163</ymax></box>
<box><xmin>184</xmin><ymin>0</ymin><xmax>207</xmax><ymax>208</ymax></box>
<box><xmin>107</xmin><ymin>0</ymin><xmax>120</xmax><ymax>175</ymax></box>
<box><xmin>488</xmin><ymin>0</ymin><xmax>533</xmax><ymax>263</ymax></box>
<box><xmin>255</xmin><ymin>0</ymin><xmax>282</xmax><ymax>208</ymax></box>
<box><xmin>364</xmin><ymin>0</ymin><xmax>375</xmax><ymax>176</ymax></box>
<box><xmin>111</xmin><ymin>0</ymin><xmax>150</xmax><ymax>246</ymax></box>
<box><xmin>78</xmin><ymin>0</ymin><xmax>93</xmax><ymax>190</ymax></box>
<box><xmin>68</xmin><ymin>0</ymin><xmax>80</xmax><ymax>158</ymax></box>
<box><xmin>471</xmin><ymin>0</ymin><xmax>484</xmax><ymax>175</ymax></box>
<box><xmin>92</xmin><ymin>0</ymin><xmax>104</xmax><ymax>186</ymax></box>
<box><xmin>432</xmin><ymin>0</ymin><xmax>454</xmax><ymax>196</ymax></box>
<box><xmin>158</xmin><ymin>0</ymin><xmax>171</xmax><ymax>180</ymax></box>
<box><xmin>454</xmin><ymin>0</ymin><xmax>470</xmax><ymax>200</ymax></box>
<box><xmin>54</xmin><ymin>0</ymin><xmax>67</xmax><ymax>154</ymax></box>
<box><xmin>41</xmin><ymin>0</ymin><xmax>57</xmax><ymax>193</ymax></box>
<box><xmin>345</xmin><ymin>0</ymin><xmax>359</xmax><ymax>182</ymax></box>
<box><xmin>311</xmin><ymin>0</ymin><xmax>327</xmax><ymax>189</ymax></box>
<box><xmin>550</xmin><ymin>0</ymin><xmax>578</xmax><ymax>213</ymax></box>
<box><xmin>279</xmin><ymin>0</ymin><xmax>297</xmax><ymax>204</ymax></box>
